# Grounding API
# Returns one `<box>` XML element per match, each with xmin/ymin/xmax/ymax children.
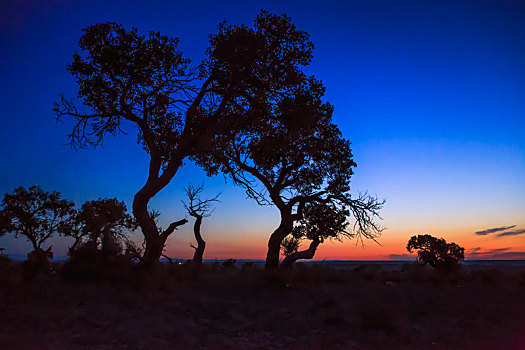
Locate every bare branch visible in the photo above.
<box><xmin>161</xmin><ymin>218</ymin><xmax>188</xmax><ymax>240</ymax></box>
<box><xmin>182</xmin><ymin>182</ymin><xmax>221</xmax><ymax>217</ymax></box>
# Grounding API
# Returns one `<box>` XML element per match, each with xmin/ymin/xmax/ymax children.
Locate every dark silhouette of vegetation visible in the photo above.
<box><xmin>182</xmin><ymin>183</ymin><xmax>220</xmax><ymax>267</ymax></box>
<box><xmin>56</xmin><ymin>12</ymin><xmax>333</xmax><ymax>267</ymax></box>
<box><xmin>197</xmin><ymin>12</ymin><xmax>384</xmax><ymax>270</ymax></box>
<box><xmin>406</xmin><ymin>234</ymin><xmax>465</xmax><ymax>271</ymax></box>
<box><xmin>0</xmin><ymin>186</ymin><xmax>74</xmax><ymax>263</ymax></box>
<box><xmin>55</xmin><ymin>22</ymin><xmax>205</xmax><ymax>267</ymax></box>
<box><xmin>61</xmin><ymin>198</ymin><xmax>138</xmax><ymax>282</ymax></box>
<box><xmin>56</xmin><ymin>11</ymin><xmax>381</xmax><ymax>269</ymax></box>
<box><xmin>62</xmin><ymin>198</ymin><xmax>137</xmax><ymax>257</ymax></box>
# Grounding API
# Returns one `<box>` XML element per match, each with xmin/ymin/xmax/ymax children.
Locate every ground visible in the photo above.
<box><xmin>0</xmin><ymin>261</ymin><xmax>524</xmax><ymax>349</ymax></box>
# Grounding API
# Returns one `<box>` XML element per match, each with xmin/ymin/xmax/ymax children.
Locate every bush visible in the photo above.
<box><xmin>406</xmin><ymin>234</ymin><xmax>464</xmax><ymax>272</ymax></box>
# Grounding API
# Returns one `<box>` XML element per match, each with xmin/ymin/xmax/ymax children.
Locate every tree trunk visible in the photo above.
<box><xmin>280</xmin><ymin>237</ymin><xmax>321</xmax><ymax>269</ymax></box>
<box><xmin>192</xmin><ymin>215</ymin><xmax>206</xmax><ymax>266</ymax></box>
<box><xmin>133</xmin><ymin>155</ymin><xmax>185</xmax><ymax>267</ymax></box>
<box><xmin>140</xmin><ymin>236</ymin><xmax>166</xmax><ymax>268</ymax></box>
<box><xmin>264</xmin><ymin>216</ymin><xmax>293</xmax><ymax>271</ymax></box>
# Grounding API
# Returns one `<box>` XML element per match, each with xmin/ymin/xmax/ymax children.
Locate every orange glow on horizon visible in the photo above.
<box><xmin>162</xmin><ymin>224</ymin><xmax>525</xmax><ymax>261</ymax></box>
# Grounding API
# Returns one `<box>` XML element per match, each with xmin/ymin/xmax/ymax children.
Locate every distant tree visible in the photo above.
<box><xmin>0</xmin><ymin>185</ymin><xmax>74</xmax><ymax>259</ymax></box>
<box><xmin>62</xmin><ymin>198</ymin><xmax>138</xmax><ymax>257</ymax></box>
<box><xmin>197</xmin><ymin>13</ymin><xmax>384</xmax><ymax>270</ymax></box>
<box><xmin>182</xmin><ymin>183</ymin><xmax>220</xmax><ymax>267</ymax></box>
<box><xmin>406</xmin><ymin>234</ymin><xmax>465</xmax><ymax>270</ymax></box>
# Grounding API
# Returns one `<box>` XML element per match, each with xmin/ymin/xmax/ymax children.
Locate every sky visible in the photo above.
<box><xmin>0</xmin><ymin>0</ymin><xmax>524</xmax><ymax>260</ymax></box>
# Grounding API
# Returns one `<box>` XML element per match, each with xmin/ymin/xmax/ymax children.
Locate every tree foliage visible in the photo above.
<box><xmin>281</xmin><ymin>236</ymin><xmax>300</xmax><ymax>257</ymax></box>
<box><xmin>406</xmin><ymin>234</ymin><xmax>465</xmax><ymax>270</ymax></box>
<box><xmin>0</xmin><ymin>185</ymin><xmax>74</xmax><ymax>252</ymax></box>
<box><xmin>61</xmin><ymin>198</ymin><xmax>137</xmax><ymax>256</ymax></box>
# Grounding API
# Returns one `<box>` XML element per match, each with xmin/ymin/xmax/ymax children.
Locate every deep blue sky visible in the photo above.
<box><xmin>1</xmin><ymin>0</ymin><xmax>524</xmax><ymax>259</ymax></box>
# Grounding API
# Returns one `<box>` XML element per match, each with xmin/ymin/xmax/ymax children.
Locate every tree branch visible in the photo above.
<box><xmin>160</xmin><ymin>218</ymin><xmax>188</xmax><ymax>240</ymax></box>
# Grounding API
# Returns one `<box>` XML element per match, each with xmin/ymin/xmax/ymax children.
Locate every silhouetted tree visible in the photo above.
<box><xmin>62</xmin><ymin>198</ymin><xmax>138</xmax><ymax>257</ymax></box>
<box><xmin>0</xmin><ymin>185</ymin><xmax>74</xmax><ymax>261</ymax></box>
<box><xmin>55</xmin><ymin>22</ymin><xmax>207</xmax><ymax>266</ymax></box>
<box><xmin>196</xmin><ymin>13</ymin><xmax>384</xmax><ymax>270</ymax></box>
<box><xmin>182</xmin><ymin>183</ymin><xmax>220</xmax><ymax>267</ymax></box>
<box><xmin>406</xmin><ymin>234</ymin><xmax>465</xmax><ymax>271</ymax></box>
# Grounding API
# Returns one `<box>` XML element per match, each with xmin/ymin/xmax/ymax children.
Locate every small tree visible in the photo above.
<box><xmin>182</xmin><ymin>183</ymin><xmax>220</xmax><ymax>267</ymax></box>
<box><xmin>62</xmin><ymin>198</ymin><xmax>138</xmax><ymax>257</ymax></box>
<box><xmin>406</xmin><ymin>234</ymin><xmax>465</xmax><ymax>271</ymax></box>
<box><xmin>0</xmin><ymin>185</ymin><xmax>74</xmax><ymax>259</ymax></box>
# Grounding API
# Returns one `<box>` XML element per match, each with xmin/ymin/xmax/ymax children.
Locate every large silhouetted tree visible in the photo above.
<box><xmin>182</xmin><ymin>183</ymin><xmax>220</xmax><ymax>267</ymax></box>
<box><xmin>0</xmin><ymin>185</ymin><xmax>74</xmax><ymax>258</ymax></box>
<box><xmin>55</xmin><ymin>22</ymin><xmax>202</xmax><ymax>266</ymax></box>
<box><xmin>56</xmin><ymin>12</ymin><xmax>318</xmax><ymax>266</ymax></box>
<box><xmin>407</xmin><ymin>234</ymin><xmax>465</xmax><ymax>271</ymax></box>
<box><xmin>197</xmin><ymin>14</ymin><xmax>384</xmax><ymax>269</ymax></box>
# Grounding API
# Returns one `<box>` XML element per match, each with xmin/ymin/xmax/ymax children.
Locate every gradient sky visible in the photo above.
<box><xmin>1</xmin><ymin>0</ymin><xmax>524</xmax><ymax>260</ymax></box>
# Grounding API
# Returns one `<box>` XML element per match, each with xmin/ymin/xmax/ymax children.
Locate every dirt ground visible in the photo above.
<box><xmin>1</xmin><ymin>261</ymin><xmax>524</xmax><ymax>349</ymax></box>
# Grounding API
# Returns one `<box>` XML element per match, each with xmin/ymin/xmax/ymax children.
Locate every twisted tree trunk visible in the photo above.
<box><xmin>133</xmin><ymin>155</ymin><xmax>188</xmax><ymax>268</ymax></box>
<box><xmin>280</xmin><ymin>237</ymin><xmax>321</xmax><ymax>269</ymax></box>
<box><xmin>191</xmin><ymin>215</ymin><xmax>206</xmax><ymax>266</ymax></box>
<box><xmin>265</xmin><ymin>215</ymin><xmax>293</xmax><ymax>271</ymax></box>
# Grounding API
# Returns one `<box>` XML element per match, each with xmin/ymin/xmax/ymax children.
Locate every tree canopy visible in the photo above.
<box><xmin>407</xmin><ymin>234</ymin><xmax>465</xmax><ymax>270</ymax></box>
<box><xmin>62</xmin><ymin>198</ymin><xmax>137</xmax><ymax>255</ymax></box>
<box><xmin>0</xmin><ymin>185</ymin><xmax>74</xmax><ymax>252</ymax></box>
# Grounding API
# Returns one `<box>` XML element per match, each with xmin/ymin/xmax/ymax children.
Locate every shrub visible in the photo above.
<box><xmin>406</xmin><ymin>234</ymin><xmax>464</xmax><ymax>272</ymax></box>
